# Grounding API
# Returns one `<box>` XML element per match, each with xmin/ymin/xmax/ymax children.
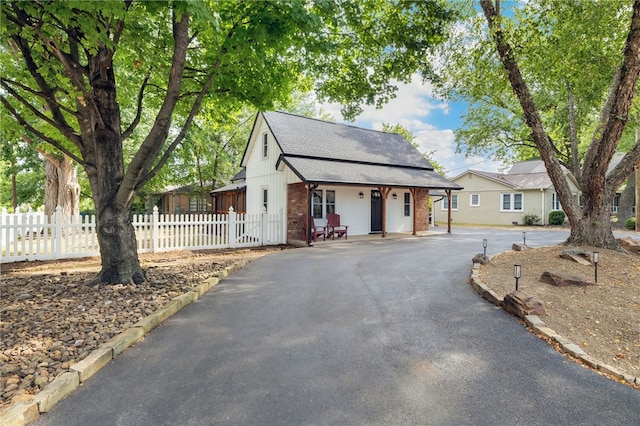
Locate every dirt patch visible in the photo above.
<box><xmin>0</xmin><ymin>247</ymin><xmax>287</xmax><ymax>409</ymax></box>
<box><xmin>480</xmin><ymin>243</ymin><xmax>640</xmax><ymax>388</ymax></box>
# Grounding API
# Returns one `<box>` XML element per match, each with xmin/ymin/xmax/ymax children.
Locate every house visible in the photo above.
<box><xmin>446</xmin><ymin>160</ymin><xmax>580</xmax><ymax>226</ymax></box>
<box><xmin>151</xmin><ymin>182</ymin><xmax>214</xmax><ymax>214</ymax></box>
<box><xmin>210</xmin><ymin>169</ymin><xmax>247</xmax><ymax>214</ymax></box>
<box><xmin>240</xmin><ymin>111</ymin><xmax>462</xmax><ymax>244</ymax></box>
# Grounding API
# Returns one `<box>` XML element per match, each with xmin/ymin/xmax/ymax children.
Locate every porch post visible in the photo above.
<box><xmin>410</xmin><ymin>188</ymin><xmax>419</xmax><ymax>235</ymax></box>
<box><xmin>307</xmin><ymin>183</ymin><xmax>318</xmax><ymax>246</ymax></box>
<box><xmin>379</xmin><ymin>187</ymin><xmax>392</xmax><ymax>238</ymax></box>
<box><xmin>445</xmin><ymin>189</ymin><xmax>452</xmax><ymax>234</ymax></box>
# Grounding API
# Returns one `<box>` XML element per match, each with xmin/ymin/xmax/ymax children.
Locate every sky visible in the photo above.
<box><xmin>320</xmin><ymin>73</ymin><xmax>505</xmax><ymax>178</ymax></box>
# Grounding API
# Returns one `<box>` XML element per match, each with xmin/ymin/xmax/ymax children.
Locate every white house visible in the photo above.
<box><xmin>240</xmin><ymin>111</ymin><xmax>462</xmax><ymax>244</ymax></box>
<box><xmin>446</xmin><ymin>160</ymin><xmax>581</xmax><ymax>226</ymax></box>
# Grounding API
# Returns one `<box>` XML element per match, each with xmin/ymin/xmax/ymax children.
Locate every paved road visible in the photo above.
<box><xmin>35</xmin><ymin>228</ymin><xmax>640</xmax><ymax>425</ymax></box>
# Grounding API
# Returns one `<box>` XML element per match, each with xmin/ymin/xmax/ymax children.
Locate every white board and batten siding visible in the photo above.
<box><xmin>244</xmin><ymin>120</ymin><xmax>290</xmax><ymax>217</ymax></box>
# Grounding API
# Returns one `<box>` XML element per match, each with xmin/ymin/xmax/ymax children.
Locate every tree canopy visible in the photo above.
<box><xmin>1</xmin><ymin>0</ymin><xmax>457</xmax><ymax>283</ymax></box>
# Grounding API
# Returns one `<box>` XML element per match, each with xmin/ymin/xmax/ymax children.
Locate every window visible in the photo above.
<box><xmin>610</xmin><ymin>194</ymin><xmax>620</xmax><ymax>214</ymax></box>
<box><xmin>312</xmin><ymin>189</ymin><xmax>336</xmax><ymax>218</ymax></box>
<box><xmin>312</xmin><ymin>190</ymin><xmax>323</xmax><ymax>218</ymax></box>
<box><xmin>552</xmin><ymin>192</ymin><xmax>562</xmax><ymax>211</ymax></box>
<box><xmin>470</xmin><ymin>193</ymin><xmax>480</xmax><ymax>207</ymax></box>
<box><xmin>189</xmin><ymin>196</ymin><xmax>205</xmax><ymax>213</ymax></box>
<box><xmin>262</xmin><ymin>188</ymin><xmax>268</xmax><ymax>211</ymax></box>
<box><xmin>403</xmin><ymin>192</ymin><xmax>411</xmax><ymax>217</ymax></box>
<box><xmin>262</xmin><ymin>133</ymin><xmax>268</xmax><ymax>158</ymax></box>
<box><xmin>501</xmin><ymin>193</ymin><xmax>523</xmax><ymax>211</ymax></box>
<box><xmin>326</xmin><ymin>190</ymin><xmax>336</xmax><ymax>215</ymax></box>
<box><xmin>442</xmin><ymin>194</ymin><xmax>458</xmax><ymax>211</ymax></box>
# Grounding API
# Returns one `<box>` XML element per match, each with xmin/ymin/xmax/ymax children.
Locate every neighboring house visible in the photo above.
<box><xmin>152</xmin><ymin>183</ymin><xmax>214</xmax><ymax>214</ymax></box>
<box><xmin>241</xmin><ymin>111</ymin><xmax>462</xmax><ymax>244</ymax></box>
<box><xmin>210</xmin><ymin>169</ymin><xmax>247</xmax><ymax>214</ymax></box>
<box><xmin>447</xmin><ymin>160</ymin><xmax>581</xmax><ymax>226</ymax></box>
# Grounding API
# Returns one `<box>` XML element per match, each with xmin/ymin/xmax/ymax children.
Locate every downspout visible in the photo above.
<box><xmin>445</xmin><ymin>189</ymin><xmax>452</xmax><ymax>234</ymax></box>
<box><xmin>541</xmin><ymin>188</ymin><xmax>545</xmax><ymax>226</ymax></box>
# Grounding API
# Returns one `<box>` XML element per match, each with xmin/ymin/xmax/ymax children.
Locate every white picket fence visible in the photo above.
<box><xmin>1</xmin><ymin>206</ymin><xmax>285</xmax><ymax>263</ymax></box>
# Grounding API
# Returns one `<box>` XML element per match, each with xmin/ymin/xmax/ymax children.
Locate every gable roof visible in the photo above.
<box><xmin>245</xmin><ymin>111</ymin><xmax>461</xmax><ymax>190</ymax></box>
<box><xmin>456</xmin><ymin>160</ymin><xmax>578</xmax><ymax>190</ymax></box>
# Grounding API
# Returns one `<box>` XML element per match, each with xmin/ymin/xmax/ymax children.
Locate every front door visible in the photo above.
<box><xmin>371</xmin><ymin>190</ymin><xmax>382</xmax><ymax>233</ymax></box>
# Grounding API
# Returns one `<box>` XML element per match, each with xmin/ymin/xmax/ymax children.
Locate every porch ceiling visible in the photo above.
<box><xmin>282</xmin><ymin>156</ymin><xmax>463</xmax><ymax>190</ymax></box>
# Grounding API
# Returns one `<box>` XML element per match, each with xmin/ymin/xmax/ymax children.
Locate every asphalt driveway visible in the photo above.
<box><xmin>35</xmin><ymin>228</ymin><xmax>640</xmax><ymax>425</ymax></box>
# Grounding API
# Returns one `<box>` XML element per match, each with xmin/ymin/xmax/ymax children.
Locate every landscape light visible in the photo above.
<box><xmin>514</xmin><ymin>264</ymin><xmax>521</xmax><ymax>291</ymax></box>
<box><xmin>522</xmin><ymin>231</ymin><xmax>527</xmax><ymax>245</ymax></box>
<box><xmin>593</xmin><ymin>252</ymin><xmax>599</xmax><ymax>283</ymax></box>
<box><xmin>483</xmin><ymin>238</ymin><xmax>487</xmax><ymax>256</ymax></box>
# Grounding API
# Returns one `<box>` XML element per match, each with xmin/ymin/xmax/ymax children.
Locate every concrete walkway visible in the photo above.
<box><xmin>34</xmin><ymin>228</ymin><xmax>640</xmax><ymax>425</ymax></box>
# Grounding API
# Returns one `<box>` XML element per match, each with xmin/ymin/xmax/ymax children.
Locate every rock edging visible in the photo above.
<box><xmin>469</xmin><ymin>260</ymin><xmax>639</xmax><ymax>388</ymax></box>
<box><xmin>0</xmin><ymin>260</ymin><xmax>249</xmax><ymax>426</ymax></box>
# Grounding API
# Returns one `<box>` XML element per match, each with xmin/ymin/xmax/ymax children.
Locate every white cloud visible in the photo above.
<box><xmin>318</xmin><ymin>73</ymin><xmax>504</xmax><ymax>176</ymax></box>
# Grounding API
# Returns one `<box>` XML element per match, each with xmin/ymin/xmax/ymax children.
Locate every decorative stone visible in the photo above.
<box><xmin>512</xmin><ymin>243</ymin><xmax>528</xmax><ymax>251</ymax></box>
<box><xmin>502</xmin><ymin>290</ymin><xmax>547</xmax><ymax>319</ymax></box>
<box><xmin>560</xmin><ymin>249</ymin><xmax>593</xmax><ymax>265</ymax></box>
<box><xmin>472</xmin><ymin>253</ymin><xmax>489</xmax><ymax>265</ymax></box>
<box><xmin>540</xmin><ymin>271</ymin><xmax>595</xmax><ymax>287</ymax></box>
<box><xmin>617</xmin><ymin>237</ymin><xmax>640</xmax><ymax>254</ymax></box>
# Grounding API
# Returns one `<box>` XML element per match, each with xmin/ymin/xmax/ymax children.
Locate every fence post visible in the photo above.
<box><xmin>281</xmin><ymin>207</ymin><xmax>286</xmax><ymax>244</ymax></box>
<box><xmin>151</xmin><ymin>206</ymin><xmax>159</xmax><ymax>253</ymax></box>
<box><xmin>261</xmin><ymin>207</ymin><xmax>267</xmax><ymax>245</ymax></box>
<box><xmin>54</xmin><ymin>205</ymin><xmax>63</xmax><ymax>258</ymax></box>
<box><xmin>228</xmin><ymin>206</ymin><xmax>236</xmax><ymax>248</ymax></box>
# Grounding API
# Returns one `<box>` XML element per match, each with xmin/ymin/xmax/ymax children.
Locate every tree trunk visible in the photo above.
<box><xmin>619</xmin><ymin>169</ymin><xmax>635</xmax><ymax>223</ymax></box>
<box><xmin>480</xmin><ymin>0</ymin><xmax>640</xmax><ymax>250</ymax></box>
<box><xmin>80</xmin><ymin>46</ymin><xmax>146</xmax><ymax>285</ymax></box>
<box><xmin>42</xmin><ymin>152</ymin><xmax>80</xmax><ymax>219</ymax></box>
<box><xmin>566</xmin><ymin>203</ymin><xmax>619</xmax><ymax>248</ymax></box>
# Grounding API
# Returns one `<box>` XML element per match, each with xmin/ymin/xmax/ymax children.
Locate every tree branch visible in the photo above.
<box><xmin>583</xmin><ymin>0</ymin><xmax>640</xmax><ymax>194</ymax></box>
<box><xmin>122</xmin><ymin>68</ymin><xmax>152</xmax><ymax>140</ymax></box>
<box><xmin>136</xmin><ymin>70</ymin><xmax>217</xmax><ymax>190</ymax></box>
<box><xmin>479</xmin><ymin>0</ymin><xmax>580</xmax><ymax>225</ymax></box>
<box><xmin>117</xmin><ymin>11</ymin><xmax>192</xmax><ymax>205</ymax></box>
<box><xmin>2</xmin><ymin>96</ymin><xmax>84</xmax><ymax>165</ymax></box>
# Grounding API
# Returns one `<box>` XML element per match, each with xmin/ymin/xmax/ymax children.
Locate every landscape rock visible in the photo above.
<box><xmin>512</xmin><ymin>243</ymin><xmax>528</xmax><ymax>251</ymax></box>
<box><xmin>540</xmin><ymin>271</ymin><xmax>595</xmax><ymax>287</ymax></box>
<box><xmin>472</xmin><ymin>253</ymin><xmax>489</xmax><ymax>265</ymax></box>
<box><xmin>502</xmin><ymin>290</ymin><xmax>547</xmax><ymax>319</ymax></box>
<box><xmin>617</xmin><ymin>237</ymin><xmax>640</xmax><ymax>254</ymax></box>
<box><xmin>559</xmin><ymin>248</ymin><xmax>594</xmax><ymax>265</ymax></box>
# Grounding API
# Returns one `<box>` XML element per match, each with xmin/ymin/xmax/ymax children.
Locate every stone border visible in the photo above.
<box><xmin>0</xmin><ymin>260</ymin><xmax>249</xmax><ymax>426</ymax></box>
<box><xmin>470</xmin><ymin>261</ymin><xmax>639</xmax><ymax>388</ymax></box>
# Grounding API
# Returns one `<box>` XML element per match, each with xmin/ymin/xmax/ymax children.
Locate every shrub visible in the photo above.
<box><xmin>522</xmin><ymin>213</ymin><xmax>541</xmax><ymax>226</ymax></box>
<box><xmin>548</xmin><ymin>210</ymin><xmax>566</xmax><ymax>225</ymax></box>
<box><xmin>625</xmin><ymin>217</ymin><xmax>636</xmax><ymax>230</ymax></box>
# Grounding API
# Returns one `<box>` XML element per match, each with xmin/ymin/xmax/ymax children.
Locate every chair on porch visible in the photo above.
<box><xmin>310</xmin><ymin>216</ymin><xmax>326</xmax><ymax>241</ymax></box>
<box><xmin>327</xmin><ymin>213</ymin><xmax>348</xmax><ymax>240</ymax></box>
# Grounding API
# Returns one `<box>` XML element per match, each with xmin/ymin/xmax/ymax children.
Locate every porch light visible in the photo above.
<box><xmin>522</xmin><ymin>231</ymin><xmax>527</xmax><ymax>245</ymax></box>
<box><xmin>514</xmin><ymin>264</ymin><xmax>521</xmax><ymax>291</ymax></box>
<box><xmin>593</xmin><ymin>252</ymin><xmax>599</xmax><ymax>283</ymax></box>
<box><xmin>359</xmin><ymin>191</ymin><xmax>364</xmax><ymax>199</ymax></box>
<box><xmin>392</xmin><ymin>193</ymin><xmax>397</xmax><ymax>199</ymax></box>
<box><xmin>482</xmin><ymin>238</ymin><xmax>487</xmax><ymax>256</ymax></box>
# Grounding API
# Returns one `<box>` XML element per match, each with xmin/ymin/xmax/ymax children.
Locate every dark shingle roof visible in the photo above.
<box><xmin>264</xmin><ymin>111</ymin><xmax>434</xmax><ymax>169</ymax></box>
<box><xmin>261</xmin><ymin>111</ymin><xmax>461</xmax><ymax>190</ymax></box>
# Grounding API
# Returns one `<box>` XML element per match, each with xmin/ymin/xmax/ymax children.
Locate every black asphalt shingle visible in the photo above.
<box><xmin>260</xmin><ymin>111</ymin><xmax>461</xmax><ymax>190</ymax></box>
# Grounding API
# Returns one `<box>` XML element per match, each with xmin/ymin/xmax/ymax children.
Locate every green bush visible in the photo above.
<box><xmin>522</xmin><ymin>213</ymin><xmax>541</xmax><ymax>226</ymax></box>
<box><xmin>625</xmin><ymin>217</ymin><xmax>636</xmax><ymax>230</ymax></box>
<box><xmin>548</xmin><ymin>210</ymin><xmax>566</xmax><ymax>225</ymax></box>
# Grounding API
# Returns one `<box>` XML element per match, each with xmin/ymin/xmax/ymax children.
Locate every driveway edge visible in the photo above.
<box><xmin>0</xmin><ymin>259</ymin><xmax>250</xmax><ymax>426</ymax></box>
<box><xmin>470</xmin><ymin>261</ymin><xmax>639</xmax><ymax>388</ymax></box>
